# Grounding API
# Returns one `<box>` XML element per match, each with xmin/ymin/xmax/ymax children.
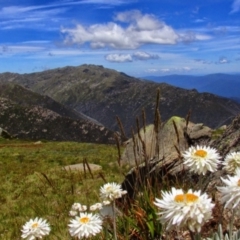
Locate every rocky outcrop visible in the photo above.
<box><xmin>121</xmin><ymin>115</ymin><xmax>240</xmax><ymax>198</ymax></box>
<box><xmin>121</xmin><ymin>116</ymin><xmax>212</xmax><ymax>168</ymax></box>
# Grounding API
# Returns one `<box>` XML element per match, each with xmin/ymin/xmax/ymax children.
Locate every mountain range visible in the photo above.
<box><xmin>0</xmin><ymin>65</ymin><xmax>240</xmax><ymax>141</ymax></box>
<box><xmin>143</xmin><ymin>74</ymin><xmax>240</xmax><ymax>102</ymax></box>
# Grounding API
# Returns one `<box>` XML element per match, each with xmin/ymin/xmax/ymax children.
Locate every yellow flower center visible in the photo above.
<box><xmin>238</xmin><ymin>179</ymin><xmax>240</xmax><ymax>187</ymax></box>
<box><xmin>194</xmin><ymin>149</ymin><xmax>207</xmax><ymax>158</ymax></box>
<box><xmin>106</xmin><ymin>186</ymin><xmax>113</xmax><ymax>192</ymax></box>
<box><xmin>80</xmin><ymin>217</ymin><xmax>90</xmax><ymax>224</ymax></box>
<box><xmin>31</xmin><ymin>223</ymin><xmax>39</xmax><ymax>228</ymax></box>
<box><xmin>174</xmin><ymin>193</ymin><xmax>199</xmax><ymax>203</ymax></box>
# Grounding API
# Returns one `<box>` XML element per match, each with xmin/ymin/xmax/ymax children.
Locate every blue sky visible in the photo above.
<box><xmin>0</xmin><ymin>0</ymin><xmax>240</xmax><ymax>77</ymax></box>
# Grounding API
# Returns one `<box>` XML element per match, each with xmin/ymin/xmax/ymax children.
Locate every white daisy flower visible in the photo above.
<box><xmin>90</xmin><ymin>203</ymin><xmax>103</xmax><ymax>211</ymax></box>
<box><xmin>223</xmin><ymin>151</ymin><xmax>240</xmax><ymax>174</ymax></box>
<box><xmin>182</xmin><ymin>145</ymin><xmax>221</xmax><ymax>175</ymax></box>
<box><xmin>218</xmin><ymin>168</ymin><xmax>240</xmax><ymax>209</ymax></box>
<box><xmin>68</xmin><ymin>212</ymin><xmax>102</xmax><ymax>239</ymax></box>
<box><xmin>154</xmin><ymin>187</ymin><xmax>214</xmax><ymax>232</ymax></box>
<box><xmin>100</xmin><ymin>182</ymin><xmax>127</xmax><ymax>201</ymax></box>
<box><xmin>72</xmin><ymin>203</ymin><xmax>82</xmax><ymax>211</ymax></box>
<box><xmin>69</xmin><ymin>210</ymin><xmax>78</xmax><ymax>217</ymax></box>
<box><xmin>79</xmin><ymin>205</ymin><xmax>87</xmax><ymax>212</ymax></box>
<box><xmin>21</xmin><ymin>217</ymin><xmax>51</xmax><ymax>239</ymax></box>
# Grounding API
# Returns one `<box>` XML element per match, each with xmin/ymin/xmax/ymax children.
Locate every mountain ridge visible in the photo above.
<box><xmin>0</xmin><ymin>65</ymin><xmax>240</xmax><ymax>136</ymax></box>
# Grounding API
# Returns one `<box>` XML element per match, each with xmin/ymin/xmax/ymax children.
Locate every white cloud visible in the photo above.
<box><xmin>0</xmin><ymin>5</ymin><xmax>65</xmax><ymax>19</ymax></box>
<box><xmin>0</xmin><ymin>5</ymin><xmax>66</xmax><ymax>30</ymax></box>
<box><xmin>194</xmin><ymin>18</ymin><xmax>206</xmax><ymax>23</ymax></box>
<box><xmin>195</xmin><ymin>34</ymin><xmax>212</xmax><ymax>41</ymax></box>
<box><xmin>160</xmin><ymin>68</ymin><xmax>170</xmax><ymax>73</ymax></box>
<box><xmin>159</xmin><ymin>67</ymin><xmax>192</xmax><ymax>73</ymax></box>
<box><xmin>198</xmin><ymin>37</ymin><xmax>240</xmax><ymax>52</ymax></box>
<box><xmin>0</xmin><ymin>45</ymin><xmax>44</xmax><ymax>54</ymax></box>
<box><xmin>182</xmin><ymin>66</ymin><xmax>191</xmax><ymax>71</ymax></box>
<box><xmin>218</xmin><ymin>57</ymin><xmax>229</xmax><ymax>64</ymax></box>
<box><xmin>178</xmin><ymin>31</ymin><xmax>212</xmax><ymax>43</ymax></box>
<box><xmin>0</xmin><ymin>0</ymin><xmax>129</xmax><ymax>17</ymax></box>
<box><xmin>1</xmin><ymin>6</ymin><xmax>40</xmax><ymax>16</ymax></box>
<box><xmin>213</xmin><ymin>26</ymin><xmax>228</xmax><ymax>36</ymax></box>
<box><xmin>194</xmin><ymin>59</ymin><xmax>211</xmax><ymax>64</ymax></box>
<box><xmin>61</xmin><ymin>10</ymin><xmax>179</xmax><ymax>49</ymax></box>
<box><xmin>133</xmin><ymin>51</ymin><xmax>159</xmax><ymax>60</ymax></box>
<box><xmin>105</xmin><ymin>51</ymin><xmax>159</xmax><ymax>63</ymax></box>
<box><xmin>77</xmin><ymin>0</ymin><xmax>131</xmax><ymax>5</ymax></box>
<box><xmin>105</xmin><ymin>53</ymin><xmax>132</xmax><ymax>62</ymax></box>
<box><xmin>1</xmin><ymin>45</ymin><xmax>8</xmax><ymax>53</ymax></box>
<box><xmin>194</xmin><ymin>19</ymin><xmax>204</xmax><ymax>23</ymax></box>
<box><xmin>146</xmin><ymin>68</ymin><xmax>159</xmax><ymax>73</ymax></box>
<box><xmin>115</xmin><ymin>10</ymin><xmax>163</xmax><ymax>30</ymax></box>
<box><xmin>230</xmin><ymin>0</ymin><xmax>240</xmax><ymax>13</ymax></box>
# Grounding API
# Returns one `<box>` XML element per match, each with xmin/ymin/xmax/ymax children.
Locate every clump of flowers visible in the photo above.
<box><xmin>100</xmin><ymin>182</ymin><xmax>127</xmax><ymax>202</ymax></box>
<box><xmin>218</xmin><ymin>168</ymin><xmax>240</xmax><ymax>210</ymax></box>
<box><xmin>222</xmin><ymin>151</ymin><xmax>240</xmax><ymax>174</ymax></box>
<box><xmin>102</xmin><ymin>200</ymin><xmax>111</xmax><ymax>206</ymax></box>
<box><xmin>90</xmin><ymin>202</ymin><xmax>103</xmax><ymax>211</ymax></box>
<box><xmin>182</xmin><ymin>145</ymin><xmax>221</xmax><ymax>175</ymax></box>
<box><xmin>21</xmin><ymin>217</ymin><xmax>51</xmax><ymax>239</ymax></box>
<box><xmin>68</xmin><ymin>212</ymin><xmax>102</xmax><ymax>239</ymax></box>
<box><xmin>69</xmin><ymin>203</ymin><xmax>87</xmax><ymax>217</ymax></box>
<box><xmin>154</xmin><ymin>187</ymin><xmax>214</xmax><ymax>233</ymax></box>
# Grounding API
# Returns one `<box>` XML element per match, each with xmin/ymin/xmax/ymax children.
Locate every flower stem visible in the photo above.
<box><xmin>112</xmin><ymin>201</ymin><xmax>117</xmax><ymax>240</ymax></box>
<box><xmin>189</xmin><ymin>230</ymin><xmax>201</xmax><ymax>240</ymax></box>
<box><xmin>189</xmin><ymin>230</ymin><xmax>195</xmax><ymax>240</ymax></box>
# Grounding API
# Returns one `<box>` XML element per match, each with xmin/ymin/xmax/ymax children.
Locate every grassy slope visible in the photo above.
<box><xmin>0</xmin><ymin>138</ymin><xmax>125</xmax><ymax>239</ymax></box>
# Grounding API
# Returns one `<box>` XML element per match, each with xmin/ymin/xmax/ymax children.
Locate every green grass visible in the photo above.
<box><xmin>0</xmin><ymin>107</ymin><xmax>232</xmax><ymax>240</ymax></box>
<box><xmin>0</xmin><ymin>138</ymin><xmax>125</xmax><ymax>239</ymax></box>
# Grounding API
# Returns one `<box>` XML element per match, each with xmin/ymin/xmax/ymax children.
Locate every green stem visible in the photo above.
<box><xmin>189</xmin><ymin>230</ymin><xmax>195</xmax><ymax>240</ymax></box>
<box><xmin>189</xmin><ymin>230</ymin><xmax>201</xmax><ymax>240</ymax></box>
<box><xmin>112</xmin><ymin>201</ymin><xmax>117</xmax><ymax>240</ymax></box>
<box><xmin>198</xmin><ymin>175</ymin><xmax>203</xmax><ymax>190</ymax></box>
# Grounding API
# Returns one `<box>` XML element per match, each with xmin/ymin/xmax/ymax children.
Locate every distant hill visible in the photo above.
<box><xmin>0</xmin><ymin>65</ymin><xmax>240</xmax><ymax>136</ymax></box>
<box><xmin>0</xmin><ymin>82</ymin><xmax>103</xmax><ymax>125</ymax></box>
<box><xmin>0</xmin><ymin>83</ymin><xmax>115</xmax><ymax>143</ymax></box>
<box><xmin>143</xmin><ymin>73</ymin><xmax>240</xmax><ymax>100</ymax></box>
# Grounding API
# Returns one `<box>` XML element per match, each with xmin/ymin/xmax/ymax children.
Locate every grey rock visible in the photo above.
<box><xmin>121</xmin><ymin>116</ymin><xmax>212</xmax><ymax>168</ymax></box>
